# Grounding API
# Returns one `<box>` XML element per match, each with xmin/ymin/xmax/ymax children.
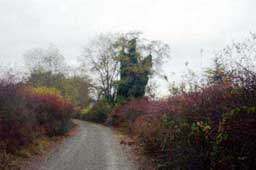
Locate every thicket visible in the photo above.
<box><xmin>110</xmin><ymin>72</ymin><xmax>256</xmax><ymax>169</ymax></box>
<box><xmin>0</xmin><ymin>82</ymin><xmax>74</xmax><ymax>169</ymax></box>
<box><xmin>81</xmin><ymin>33</ymin><xmax>169</xmax><ymax>123</ymax></box>
<box><xmin>24</xmin><ymin>45</ymin><xmax>91</xmax><ymax>109</ymax></box>
<box><xmin>81</xmin><ymin>100</ymin><xmax>112</xmax><ymax>123</ymax></box>
<box><xmin>108</xmin><ymin>36</ymin><xmax>256</xmax><ymax>170</ymax></box>
<box><xmin>27</xmin><ymin>70</ymin><xmax>90</xmax><ymax>109</ymax></box>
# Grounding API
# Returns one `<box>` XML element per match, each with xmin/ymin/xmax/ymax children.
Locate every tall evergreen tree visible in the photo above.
<box><xmin>117</xmin><ymin>38</ymin><xmax>152</xmax><ymax>100</ymax></box>
<box><xmin>83</xmin><ymin>32</ymin><xmax>170</xmax><ymax>102</ymax></box>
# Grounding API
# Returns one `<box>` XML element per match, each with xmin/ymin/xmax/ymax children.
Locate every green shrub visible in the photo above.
<box><xmin>82</xmin><ymin>100</ymin><xmax>112</xmax><ymax>123</ymax></box>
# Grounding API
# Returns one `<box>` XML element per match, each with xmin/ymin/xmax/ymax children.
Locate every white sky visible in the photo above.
<box><xmin>0</xmin><ymin>0</ymin><xmax>256</xmax><ymax>95</ymax></box>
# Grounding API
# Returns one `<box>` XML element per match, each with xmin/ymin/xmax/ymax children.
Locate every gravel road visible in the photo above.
<box><xmin>25</xmin><ymin>120</ymin><xmax>138</xmax><ymax>170</ymax></box>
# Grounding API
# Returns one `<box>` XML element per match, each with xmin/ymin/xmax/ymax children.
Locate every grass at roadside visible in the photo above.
<box><xmin>20</xmin><ymin>123</ymin><xmax>78</xmax><ymax>170</ymax></box>
<box><xmin>0</xmin><ymin>122</ymin><xmax>79</xmax><ymax>170</ymax></box>
<box><xmin>113</xmin><ymin>126</ymin><xmax>155</xmax><ymax>170</ymax></box>
<box><xmin>1</xmin><ymin>137</ymin><xmax>50</xmax><ymax>170</ymax></box>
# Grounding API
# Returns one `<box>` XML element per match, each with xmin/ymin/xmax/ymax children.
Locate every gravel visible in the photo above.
<box><xmin>25</xmin><ymin>120</ymin><xmax>138</xmax><ymax>170</ymax></box>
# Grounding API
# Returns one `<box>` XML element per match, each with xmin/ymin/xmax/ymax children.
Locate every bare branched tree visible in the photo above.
<box><xmin>82</xmin><ymin>32</ymin><xmax>171</xmax><ymax>101</ymax></box>
<box><xmin>24</xmin><ymin>44</ymin><xmax>66</xmax><ymax>74</ymax></box>
<box><xmin>82</xmin><ymin>34</ymin><xmax>120</xmax><ymax>102</ymax></box>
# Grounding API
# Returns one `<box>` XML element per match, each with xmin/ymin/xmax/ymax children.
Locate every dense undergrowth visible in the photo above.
<box><xmin>81</xmin><ymin>99</ymin><xmax>112</xmax><ymax>123</ymax></box>
<box><xmin>0</xmin><ymin>82</ymin><xmax>74</xmax><ymax>169</ymax></box>
<box><xmin>107</xmin><ymin>70</ymin><xmax>256</xmax><ymax>169</ymax></box>
<box><xmin>75</xmin><ymin>34</ymin><xmax>256</xmax><ymax>169</ymax></box>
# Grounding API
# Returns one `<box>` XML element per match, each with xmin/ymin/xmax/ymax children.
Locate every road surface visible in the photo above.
<box><xmin>25</xmin><ymin>120</ymin><xmax>138</xmax><ymax>170</ymax></box>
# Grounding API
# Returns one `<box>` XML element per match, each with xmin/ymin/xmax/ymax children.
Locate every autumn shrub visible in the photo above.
<box><xmin>0</xmin><ymin>82</ymin><xmax>38</xmax><ymax>169</ymax></box>
<box><xmin>211</xmin><ymin>106</ymin><xmax>256</xmax><ymax>169</ymax></box>
<box><xmin>0</xmin><ymin>150</ymin><xmax>18</xmax><ymax>170</ymax></box>
<box><xmin>134</xmin><ymin>114</ymin><xmax>212</xmax><ymax>170</ymax></box>
<box><xmin>0</xmin><ymin>82</ymin><xmax>38</xmax><ymax>154</ymax></box>
<box><xmin>82</xmin><ymin>100</ymin><xmax>112</xmax><ymax>123</ymax></box>
<box><xmin>25</xmin><ymin>87</ymin><xmax>74</xmax><ymax>136</ymax></box>
<box><xmin>113</xmin><ymin>72</ymin><xmax>256</xmax><ymax>170</ymax></box>
<box><xmin>0</xmin><ymin>83</ymin><xmax>74</xmax><ymax>169</ymax></box>
<box><xmin>109</xmin><ymin>97</ymin><xmax>149</xmax><ymax>126</ymax></box>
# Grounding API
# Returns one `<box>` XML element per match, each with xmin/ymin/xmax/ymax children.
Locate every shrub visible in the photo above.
<box><xmin>109</xmin><ymin>98</ymin><xmax>149</xmax><ymax>126</ymax></box>
<box><xmin>114</xmin><ymin>77</ymin><xmax>256</xmax><ymax>169</ymax></box>
<box><xmin>108</xmin><ymin>97</ymin><xmax>168</xmax><ymax>127</ymax></box>
<box><xmin>82</xmin><ymin>100</ymin><xmax>112</xmax><ymax>123</ymax></box>
<box><xmin>133</xmin><ymin>114</ymin><xmax>211</xmax><ymax>170</ymax></box>
<box><xmin>0</xmin><ymin>83</ymin><xmax>75</xmax><ymax>169</ymax></box>
<box><xmin>25</xmin><ymin>87</ymin><xmax>74</xmax><ymax>136</ymax></box>
<box><xmin>0</xmin><ymin>85</ymin><xmax>74</xmax><ymax>154</ymax></box>
<box><xmin>211</xmin><ymin>106</ymin><xmax>256</xmax><ymax>169</ymax></box>
<box><xmin>0</xmin><ymin>83</ymin><xmax>37</xmax><ymax>154</ymax></box>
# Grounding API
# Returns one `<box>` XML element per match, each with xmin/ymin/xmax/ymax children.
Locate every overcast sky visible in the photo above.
<box><xmin>0</xmin><ymin>0</ymin><xmax>255</xmax><ymax>95</ymax></box>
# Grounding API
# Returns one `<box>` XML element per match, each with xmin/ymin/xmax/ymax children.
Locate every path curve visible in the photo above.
<box><xmin>25</xmin><ymin>120</ymin><xmax>138</xmax><ymax>170</ymax></box>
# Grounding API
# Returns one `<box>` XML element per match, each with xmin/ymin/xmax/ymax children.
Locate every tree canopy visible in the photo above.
<box><xmin>82</xmin><ymin>32</ymin><xmax>170</xmax><ymax>103</ymax></box>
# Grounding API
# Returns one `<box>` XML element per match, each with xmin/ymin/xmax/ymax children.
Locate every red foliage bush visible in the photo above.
<box><xmin>0</xmin><ymin>83</ymin><xmax>74</xmax><ymax>160</ymax></box>
<box><xmin>0</xmin><ymin>83</ymin><xmax>37</xmax><ymax>154</ymax></box>
<box><xmin>24</xmin><ymin>87</ymin><xmax>74</xmax><ymax>136</ymax></box>
<box><xmin>109</xmin><ymin>97</ymin><xmax>168</xmax><ymax>127</ymax></box>
<box><xmin>112</xmin><ymin>76</ymin><xmax>256</xmax><ymax>169</ymax></box>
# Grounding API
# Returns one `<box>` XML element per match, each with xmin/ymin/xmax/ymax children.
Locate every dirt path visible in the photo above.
<box><xmin>25</xmin><ymin>120</ymin><xmax>138</xmax><ymax>170</ymax></box>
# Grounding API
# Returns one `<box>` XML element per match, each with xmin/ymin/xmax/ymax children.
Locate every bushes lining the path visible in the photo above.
<box><xmin>81</xmin><ymin>100</ymin><xmax>112</xmax><ymax>123</ymax></box>
<box><xmin>0</xmin><ymin>82</ymin><xmax>74</xmax><ymax>169</ymax></box>
<box><xmin>109</xmin><ymin>78</ymin><xmax>256</xmax><ymax>169</ymax></box>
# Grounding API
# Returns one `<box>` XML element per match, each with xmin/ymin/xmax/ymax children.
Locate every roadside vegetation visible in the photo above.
<box><xmin>1</xmin><ymin>32</ymin><xmax>255</xmax><ymax>170</ymax></box>
<box><xmin>80</xmin><ymin>32</ymin><xmax>170</xmax><ymax>124</ymax></box>
<box><xmin>0</xmin><ymin>46</ymin><xmax>88</xmax><ymax>169</ymax></box>
<box><xmin>0</xmin><ymin>82</ymin><xmax>74</xmax><ymax>169</ymax></box>
<box><xmin>85</xmin><ymin>33</ymin><xmax>256</xmax><ymax>170</ymax></box>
